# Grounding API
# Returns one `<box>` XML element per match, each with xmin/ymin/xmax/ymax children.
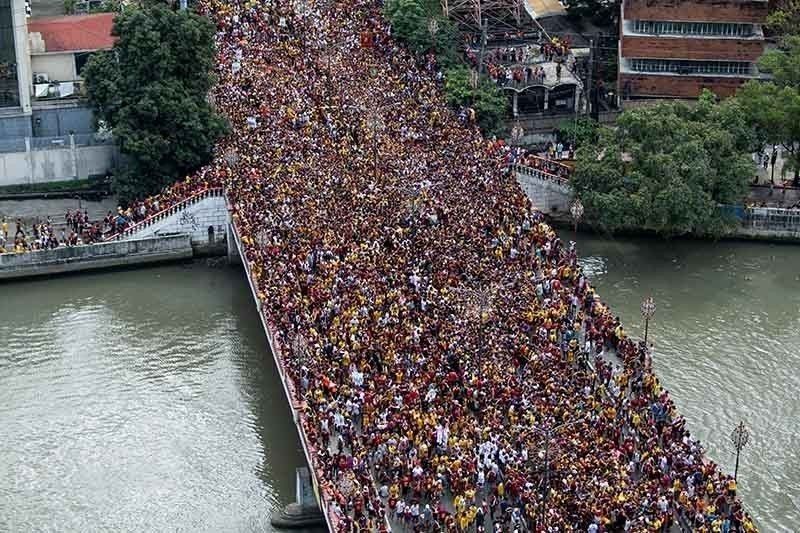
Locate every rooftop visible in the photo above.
<box><xmin>28</xmin><ymin>13</ymin><xmax>115</xmax><ymax>53</ymax></box>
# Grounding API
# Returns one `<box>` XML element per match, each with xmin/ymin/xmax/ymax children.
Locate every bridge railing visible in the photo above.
<box><xmin>513</xmin><ymin>163</ymin><xmax>571</xmax><ymax>188</ymax></box>
<box><xmin>226</xmin><ymin>205</ymin><xmax>346</xmax><ymax>531</ymax></box>
<box><xmin>104</xmin><ymin>187</ymin><xmax>225</xmax><ymax>242</ymax></box>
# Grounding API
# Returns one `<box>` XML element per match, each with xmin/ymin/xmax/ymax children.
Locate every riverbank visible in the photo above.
<box><xmin>549</xmin><ymin>213</ymin><xmax>800</xmax><ymax>244</ymax></box>
<box><xmin>0</xmin><ymin>235</ymin><xmax>200</xmax><ymax>281</ymax></box>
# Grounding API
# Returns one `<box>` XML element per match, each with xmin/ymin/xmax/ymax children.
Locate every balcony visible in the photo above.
<box><xmin>33</xmin><ymin>79</ymin><xmax>86</xmax><ymax>102</ymax></box>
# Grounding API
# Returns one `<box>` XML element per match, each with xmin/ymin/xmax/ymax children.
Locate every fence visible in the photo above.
<box><xmin>0</xmin><ymin>134</ymin><xmax>115</xmax><ymax>154</ymax></box>
<box><xmin>721</xmin><ymin>204</ymin><xmax>800</xmax><ymax>233</ymax></box>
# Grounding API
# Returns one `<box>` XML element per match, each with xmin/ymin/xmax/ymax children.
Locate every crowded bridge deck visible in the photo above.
<box><xmin>61</xmin><ymin>0</ymin><xmax>759</xmax><ymax>531</ymax></box>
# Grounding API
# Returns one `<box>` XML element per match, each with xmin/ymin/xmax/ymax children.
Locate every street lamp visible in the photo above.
<box><xmin>469</xmin><ymin>69</ymin><xmax>479</xmax><ymax>106</ymax></box>
<box><xmin>570</xmin><ymin>198</ymin><xmax>584</xmax><ymax>233</ymax></box>
<box><xmin>223</xmin><ymin>149</ymin><xmax>240</xmax><ymax>168</ymax></box>
<box><xmin>640</xmin><ymin>296</ymin><xmax>656</xmax><ymax>345</ymax></box>
<box><xmin>510</xmin><ymin>122</ymin><xmax>524</xmax><ymax>147</ymax></box>
<box><xmin>428</xmin><ymin>18</ymin><xmax>439</xmax><ymax>53</ymax></box>
<box><xmin>366</xmin><ymin>111</ymin><xmax>385</xmax><ymax>181</ymax></box>
<box><xmin>730</xmin><ymin>421</ymin><xmax>750</xmax><ymax>481</ymax></box>
<box><xmin>291</xmin><ymin>333</ymin><xmax>311</xmax><ymax>363</ymax></box>
<box><xmin>255</xmin><ymin>229</ymin><xmax>269</xmax><ymax>249</ymax></box>
<box><xmin>529</xmin><ymin>419</ymin><xmax>583</xmax><ymax>530</ymax></box>
<box><xmin>293</xmin><ymin>0</ymin><xmax>310</xmax><ymax>49</ymax></box>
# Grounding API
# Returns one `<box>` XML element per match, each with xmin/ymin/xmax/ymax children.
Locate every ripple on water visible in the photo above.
<box><xmin>0</xmin><ymin>267</ymin><xmax>302</xmax><ymax>532</ymax></box>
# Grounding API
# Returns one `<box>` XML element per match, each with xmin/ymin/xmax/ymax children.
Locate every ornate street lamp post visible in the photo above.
<box><xmin>640</xmin><ymin>296</ymin><xmax>656</xmax><ymax>345</ymax></box>
<box><xmin>366</xmin><ymin>111</ymin><xmax>385</xmax><ymax>182</ymax></box>
<box><xmin>510</xmin><ymin>122</ymin><xmax>524</xmax><ymax>147</ymax></box>
<box><xmin>293</xmin><ymin>0</ymin><xmax>309</xmax><ymax>49</ymax></box>
<box><xmin>428</xmin><ymin>18</ymin><xmax>439</xmax><ymax>53</ymax></box>
<box><xmin>730</xmin><ymin>421</ymin><xmax>750</xmax><ymax>481</ymax></box>
<box><xmin>570</xmin><ymin>198</ymin><xmax>584</xmax><ymax>233</ymax></box>
<box><xmin>469</xmin><ymin>69</ymin><xmax>479</xmax><ymax>106</ymax></box>
<box><xmin>223</xmin><ymin>149</ymin><xmax>240</xmax><ymax>168</ymax></box>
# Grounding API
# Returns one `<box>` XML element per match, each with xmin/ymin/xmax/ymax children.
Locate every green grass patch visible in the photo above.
<box><xmin>0</xmin><ymin>179</ymin><xmax>96</xmax><ymax>195</ymax></box>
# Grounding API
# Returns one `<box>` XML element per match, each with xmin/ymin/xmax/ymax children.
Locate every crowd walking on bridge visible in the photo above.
<box><xmin>50</xmin><ymin>0</ymin><xmax>757</xmax><ymax>531</ymax></box>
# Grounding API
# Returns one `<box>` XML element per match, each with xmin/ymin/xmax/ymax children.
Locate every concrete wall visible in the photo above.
<box><xmin>0</xmin><ymin>113</ymin><xmax>33</xmax><ymax>138</ymax></box>
<box><xmin>32</xmin><ymin>104</ymin><xmax>95</xmax><ymax>136</ymax></box>
<box><xmin>623</xmin><ymin>0</ymin><xmax>768</xmax><ymax>23</ymax></box>
<box><xmin>31</xmin><ymin>53</ymin><xmax>76</xmax><ymax>81</ymax></box>
<box><xmin>0</xmin><ymin>234</ymin><xmax>193</xmax><ymax>280</ymax></box>
<box><xmin>0</xmin><ymin>143</ymin><xmax>119</xmax><ymax>185</ymax></box>
<box><xmin>620</xmin><ymin>72</ymin><xmax>748</xmax><ymax>99</ymax></box>
<box><xmin>515</xmin><ymin>168</ymin><xmax>574</xmax><ymax>214</ymax></box>
<box><xmin>621</xmin><ymin>35</ymin><xmax>764</xmax><ymax>61</ymax></box>
<box><xmin>121</xmin><ymin>193</ymin><xmax>230</xmax><ymax>248</ymax></box>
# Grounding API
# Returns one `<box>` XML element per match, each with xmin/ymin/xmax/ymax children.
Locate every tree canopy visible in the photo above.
<box><xmin>383</xmin><ymin>0</ymin><xmax>508</xmax><ymax>134</ymax></box>
<box><xmin>571</xmin><ymin>92</ymin><xmax>753</xmax><ymax>236</ymax></box>
<box><xmin>83</xmin><ymin>4</ymin><xmax>227</xmax><ymax>201</ymax></box>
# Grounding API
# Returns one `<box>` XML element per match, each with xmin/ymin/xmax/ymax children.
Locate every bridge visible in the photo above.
<box><xmin>48</xmin><ymin>0</ymin><xmax>759</xmax><ymax>531</ymax></box>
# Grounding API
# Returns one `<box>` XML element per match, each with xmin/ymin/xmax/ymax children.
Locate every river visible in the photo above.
<box><xmin>0</xmin><ymin>262</ymin><xmax>308</xmax><ymax>532</ymax></box>
<box><xmin>574</xmin><ymin>232</ymin><xmax>800</xmax><ymax>532</ymax></box>
<box><xmin>0</xmin><ymin>235</ymin><xmax>798</xmax><ymax>531</ymax></box>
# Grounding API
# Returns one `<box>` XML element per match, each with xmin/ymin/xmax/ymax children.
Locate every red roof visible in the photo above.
<box><xmin>28</xmin><ymin>13</ymin><xmax>115</xmax><ymax>53</ymax></box>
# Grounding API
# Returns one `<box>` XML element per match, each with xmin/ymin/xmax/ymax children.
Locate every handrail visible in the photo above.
<box><xmin>526</xmin><ymin>154</ymin><xmax>573</xmax><ymax>173</ymax></box>
<box><xmin>514</xmin><ymin>164</ymin><xmax>571</xmax><ymax>186</ymax></box>
<box><xmin>227</xmin><ymin>209</ymin><xmax>346</xmax><ymax>531</ymax></box>
<box><xmin>104</xmin><ymin>187</ymin><xmax>224</xmax><ymax>242</ymax></box>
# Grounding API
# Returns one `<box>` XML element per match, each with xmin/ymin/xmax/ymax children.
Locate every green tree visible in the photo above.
<box><xmin>766</xmin><ymin>0</ymin><xmax>800</xmax><ymax>37</ymax></box>
<box><xmin>737</xmin><ymin>81</ymin><xmax>800</xmax><ymax>183</ymax></box>
<box><xmin>563</xmin><ymin>0</ymin><xmax>616</xmax><ymax>28</ymax></box>
<box><xmin>443</xmin><ymin>66</ymin><xmax>507</xmax><ymax>135</ymax></box>
<box><xmin>571</xmin><ymin>94</ymin><xmax>752</xmax><ymax>236</ymax></box>
<box><xmin>83</xmin><ymin>4</ymin><xmax>226</xmax><ymax>201</ymax></box>
<box><xmin>758</xmin><ymin>35</ymin><xmax>800</xmax><ymax>88</ymax></box>
<box><xmin>384</xmin><ymin>0</ymin><xmax>458</xmax><ymax>65</ymax></box>
<box><xmin>557</xmin><ymin>117</ymin><xmax>599</xmax><ymax>151</ymax></box>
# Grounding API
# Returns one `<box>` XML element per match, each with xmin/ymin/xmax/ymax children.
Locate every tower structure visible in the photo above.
<box><xmin>441</xmin><ymin>0</ymin><xmax>527</xmax><ymax>37</ymax></box>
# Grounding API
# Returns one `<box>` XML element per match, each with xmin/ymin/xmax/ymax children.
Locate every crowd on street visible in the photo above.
<box><xmin>466</xmin><ymin>37</ymin><xmax>575</xmax><ymax>88</ymax></box>
<box><xmin>12</xmin><ymin>0</ymin><xmax>755</xmax><ymax>531</ymax></box>
<box><xmin>0</xmin><ymin>210</ymin><xmax>108</xmax><ymax>253</ymax></box>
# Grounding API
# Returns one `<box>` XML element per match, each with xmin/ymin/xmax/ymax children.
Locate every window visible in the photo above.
<box><xmin>633</xmin><ymin>20</ymin><xmax>754</xmax><ymax>37</ymax></box>
<box><xmin>75</xmin><ymin>52</ymin><xmax>94</xmax><ymax>77</ymax></box>
<box><xmin>630</xmin><ymin>59</ymin><xmax>753</xmax><ymax>76</ymax></box>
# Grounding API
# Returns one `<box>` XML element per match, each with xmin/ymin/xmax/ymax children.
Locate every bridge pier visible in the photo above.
<box><xmin>226</xmin><ymin>223</ymin><xmax>241</xmax><ymax>265</ymax></box>
<box><xmin>270</xmin><ymin>467</ymin><xmax>325</xmax><ymax>530</ymax></box>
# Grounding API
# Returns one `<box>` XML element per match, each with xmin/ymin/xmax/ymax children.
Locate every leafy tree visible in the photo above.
<box><xmin>83</xmin><ymin>4</ymin><xmax>226</xmax><ymax>201</ymax></box>
<box><xmin>766</xmin><ymin>0</ymin><xmax>800</xmax><ymax>37</ymax></box>
<box><xmin>443</xmin><ymin>66</ymin><xmax>507</xmax><ymax>135</ymax></box>
<box><xmin>571</xmin><ymin>93</ymin><xmax>752</xmax><ymax>236</ymax></box>
<box><xmin>737</xmin><ymin>81</ymin><xmax>800</xmax><ymax>183</ymax></box>
<box><xmin>557</xmin><ymin>117</ymin><xmax>599</xmax><ymax>151</ymax></box>
<box><xmin>563</xmin><ymin>0</ymin><xmax>616</xmax><ymax>28</ymax></box>
<box><xmin>758</xmin><ymin>35</ymin><xmax>800</xmax><ymax>88</ymax></box>
<box><xmin>384</xmin><ymin>0</ymin><xmax>459</xmax><ymax>65</ymax></box>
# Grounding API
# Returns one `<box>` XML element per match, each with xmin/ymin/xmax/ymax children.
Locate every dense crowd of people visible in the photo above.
<box><xmin>465</xmin><ymin>37</ymin><xmax>575</xmax><ymax>88</ymax></box>
<box><xmin>19</xmin><ymin>0</ymin><xmax>755</xmax><ymax>531</ymax></box>
<box><xmin>0</xmin><ymin>211</ymin><xmax>107</xmax><ymax>253</ymax></box>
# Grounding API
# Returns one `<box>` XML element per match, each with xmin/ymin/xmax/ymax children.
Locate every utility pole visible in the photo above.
<box><xmin>478</xmin><ymin>19</ymin><xmax>488</xmax><ymax>75</ymax></box>
<box><xmin>585</xmin><ymin>38</ymin><xmax>594</xmax><ymax>119</ymax></box>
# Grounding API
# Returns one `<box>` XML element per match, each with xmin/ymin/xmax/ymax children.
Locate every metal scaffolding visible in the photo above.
<box><xmin>441</xmin><ymin>0</ymin><xmax>527</xmax><ymax>37</ymax></box>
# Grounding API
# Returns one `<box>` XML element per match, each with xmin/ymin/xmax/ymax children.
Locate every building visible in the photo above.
<box><xmin>619</xmin><ymin>0</ymin><xmax>769</xmax><ymax>101</ymax></box>
<box><xmin>0</xmin><ymin>0</ymin><xmax>118</xmax><ymax>185</ymax></box>
<box><xmin>1</xmin><ymin>1</ymin><xmax>114</xmax><ymax>137</ymax></box>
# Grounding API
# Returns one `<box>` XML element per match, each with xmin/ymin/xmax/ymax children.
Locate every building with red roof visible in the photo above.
<box><xmin>27</xmin><ymin>13</ymin><xmax>115</xmax><ymax>99</ymax></box>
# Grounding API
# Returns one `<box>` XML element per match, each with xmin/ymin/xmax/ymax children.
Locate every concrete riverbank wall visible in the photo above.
<box><xmin>0</xmin><ymin>234</ymin><xmax>194</xmax><ymax>281</ymax></box>
<box><xmin>107</xmin><ymin>188</ymin><xmax>230</xmax><ymax>256</ymax></box>
<box><xmin>514</xmin><ymin>167</ymin><xmax>800</xmax><ymax>243</ymax></box>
